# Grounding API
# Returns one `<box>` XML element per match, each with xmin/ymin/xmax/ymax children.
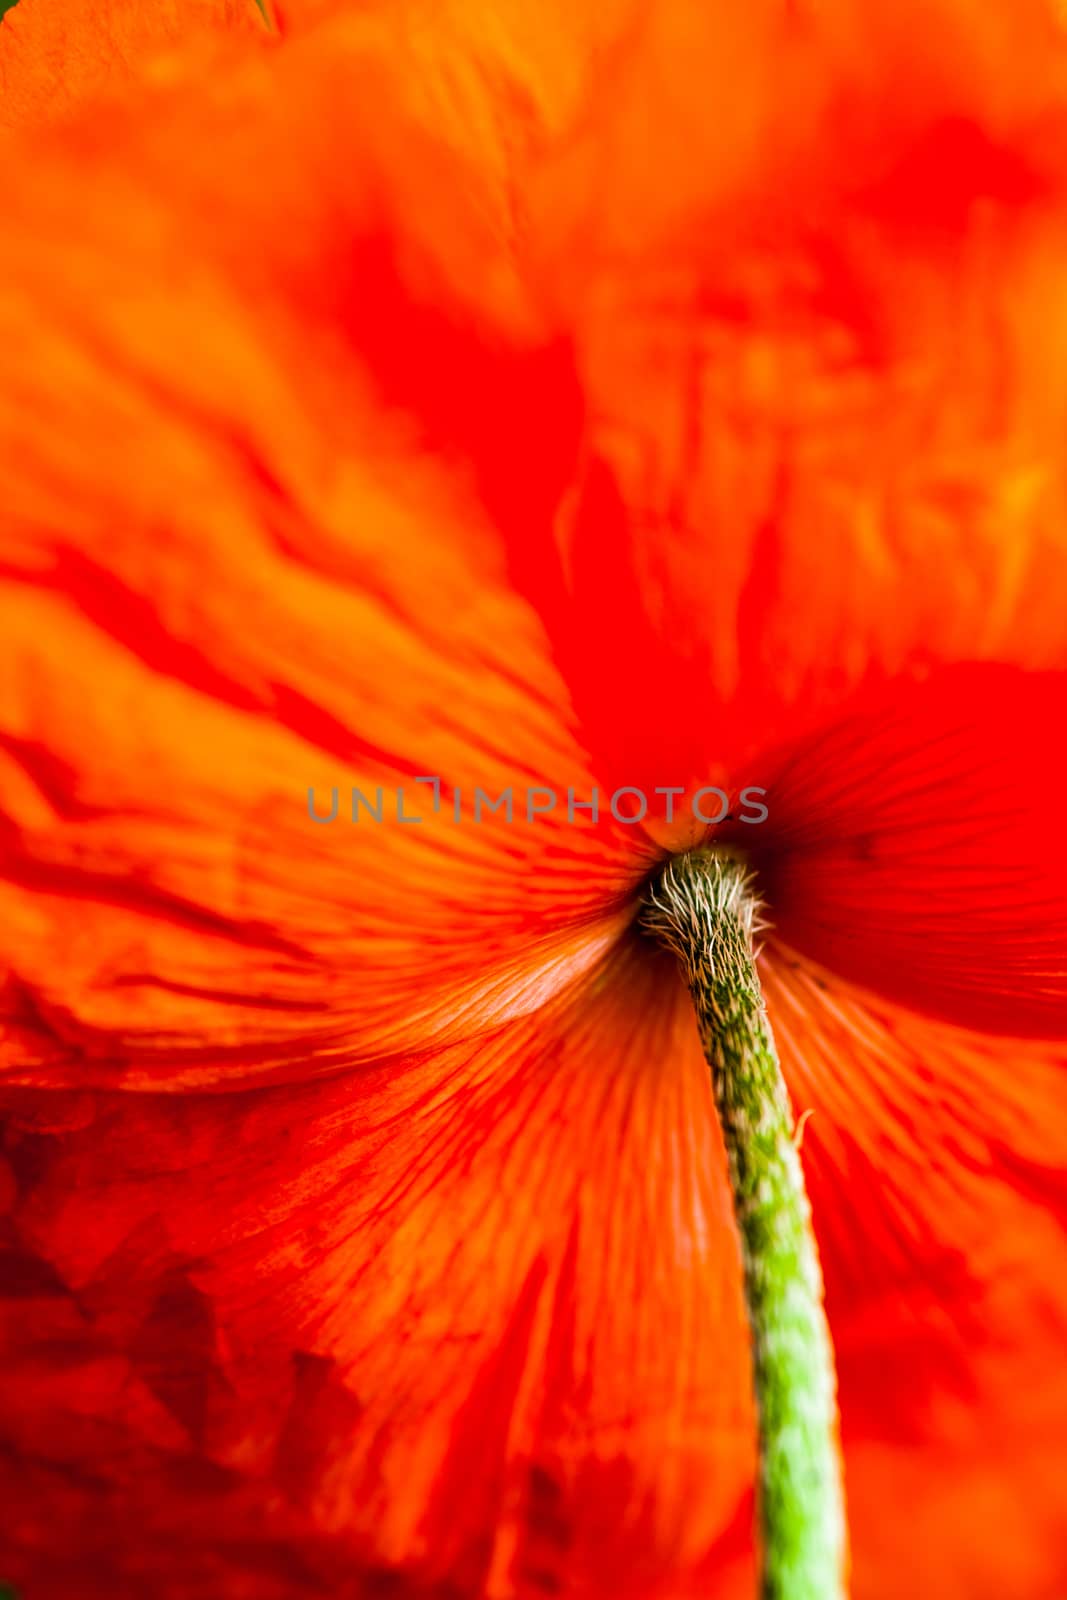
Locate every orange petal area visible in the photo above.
<box><xmin>270</xmin><ymin>0</ymin><xmax>637</xmax><ymax>115</ymax></box>
<box><xmin>0</xmin><ymin>484</ymin><xmax>643</xmax><ymax>1087</ymax></box>
<box><xmin>498</xmin><ymin>0</ymin><xmax>1067</xmax><ymax>790</ymax></box>
<box><xmin>0</xmin><ymin>14</ymin><xmax>666</xmax><ymax>1091</ymax></box>
<box><xmin>766</xmin><ymin>953</ymin><xmax>1067</xmax><ymax>1600</ymax></box>
<box><xmin>0</xmin><ymin>0</ymin><xmax>265</xmax><ymax>130</ymax></box>
<box><xmin>746</xmin><ymin>662</ymin><xmax>1067</xmax><ymax>1036</ymax></box>
<box><xmin>0</xmin><ymin>940</ymin><xmax>756</xmax><ymax>1600</ymax></box>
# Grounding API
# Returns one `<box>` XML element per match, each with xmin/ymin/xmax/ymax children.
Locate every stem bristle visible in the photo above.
<box><xmin>642</xmin><ymin>848</ymin><xmax>848</xmax><ymax>1600</ymax></box>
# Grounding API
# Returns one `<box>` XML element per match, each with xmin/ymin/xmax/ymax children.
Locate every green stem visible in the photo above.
<box><xmin>643</xmin><ymin>849</ymin><xmax>847</xmax><ymax>1600</ymax></box>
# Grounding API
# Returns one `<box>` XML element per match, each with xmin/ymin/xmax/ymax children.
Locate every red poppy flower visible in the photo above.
<box><xmin>1</xmin><ymin>2</ymin><xmax>1066</xmax><ymax>1598</ymax></box>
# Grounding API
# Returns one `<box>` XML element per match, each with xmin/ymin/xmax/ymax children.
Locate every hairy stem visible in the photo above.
<box><xmin>642</xmin><ymin>849</ymin><xmax>847</xmax><ymax>1600</ymax></box>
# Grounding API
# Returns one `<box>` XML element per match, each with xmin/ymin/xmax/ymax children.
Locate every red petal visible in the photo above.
<box><xmin>0</xmin><ymin>0</ymin><xmax>264</xmax><ymax>129</ymax></box>
<box><xmin>748</xmin><ymin>663</ymin><xmax>1067</xmax><ymax>1035</ymax></box>
<box><xmin>767</xmin><ymin>953</ymin><xmax>1067</xmax><ymax>1599</ymax></box>
<box><xmin>499</xmin><ymin>0</ymin><xmax>1067</xmax><ymax>790</ymax></box>
<box><xmin>0</xmin><ymin>16</ymin><xmax>654</xmax><ymax>1089</ymax></box>
<box><xmin>0</xmin><ymin>942</ymin><xmax>756</xmax><ymax>1599</ymax></box>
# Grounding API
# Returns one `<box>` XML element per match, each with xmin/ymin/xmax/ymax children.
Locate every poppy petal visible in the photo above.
<box><xmin>0</xmin><ymin>0</ymin><xmax>264</xmax><ymax>129</ymax></box>
<box><xmin>748</xmin><ymin>662</ymin><xmax>1067</xmax><ymax>1035</ymax></box>
<box><xmin>0</xmin><ymin>941</ymin><xmax>756</xmax><ymax>1599</ymax></box>
<box><xmin>766</xmin><ymin>953</ymin><xmax>1067</xmax><ymax>1599</ymax></box>
<box><xmin>0</xmin><ymin>14</ymin><xmax>662</xmax><ymax>1090</ymax></box>
<box><xmin>498</xmin><ymin>0</ymin><xmax>1067</xmax><ymax>790</ymax></box>
<box><xmin>0</xmin><ymin>431</ymin><xmax>639</xmax><ymax>1085</ymax></box>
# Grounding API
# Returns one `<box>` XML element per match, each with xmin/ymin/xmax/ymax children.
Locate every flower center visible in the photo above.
<box><xmin>642</xmin><ymin>848</ymin><xmax>848</xmax><ymax>1600</ymax></box>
